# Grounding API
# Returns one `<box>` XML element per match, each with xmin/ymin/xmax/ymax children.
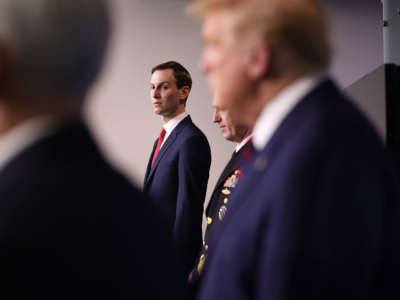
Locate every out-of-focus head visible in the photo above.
<box><xmin>189</xmin><ymin>0</ymin><xmax>331</xmax><ymax>126</ymax></box>
<box><xmin>150</xmin><ymin>61</ymin><xmax>191</xmax><ymax>121</ymax></box>
<box><xmin>0</xmin><ymin>0</ymin><xmax>110</xmax><ymax>108</ymax></box>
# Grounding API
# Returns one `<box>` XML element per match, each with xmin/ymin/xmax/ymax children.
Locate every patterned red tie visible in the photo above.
<box><xmin>151</xmin><ymin>128</ymin><xmax>166</xmax><ymax>167</ymax></box>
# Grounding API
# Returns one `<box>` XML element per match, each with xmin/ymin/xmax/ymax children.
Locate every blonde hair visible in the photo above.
<box><xmin>189</xmin><ymin>0</ymin><xmax>331</xmax><ymax>77</ymax></box>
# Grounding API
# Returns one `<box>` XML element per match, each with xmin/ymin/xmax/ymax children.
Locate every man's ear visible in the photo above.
<box><xmin>179</xmin><ymin>86</ymin><xmax>190</xmax><ymax>100</ymax></box>
<box><xmin>247</xmin><ymin>44</ymin><xmax>271</xmax><ymax>79</ymax></box>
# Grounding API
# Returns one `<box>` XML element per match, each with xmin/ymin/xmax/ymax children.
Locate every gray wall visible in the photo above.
<box><xmin>384</xmin><ymin>0</ymin><xmax>400</xmax><ymax>64</ymax></box>
<box><xmin>85</xmin><ymin>0</ymin><xmax>384</xmax><ymax>207</ymax></box>
<box><xmin>345</xmin><ymin>65</ymin><xmax>386</xmax><ymax>138</ymax></box>
<box><xmin>322</xmin><ymin>0</ymin><xmax>383</xmax><ymax>87</ymax></box>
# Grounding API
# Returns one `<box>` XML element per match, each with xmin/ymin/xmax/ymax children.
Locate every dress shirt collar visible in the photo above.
<box><xmin>235</xmin><ymin>134</ymin><xmax>253</xmax><ymax>153</ymax></box>
<box><xmin>160</xmin><ymin>111</ymin><xmax>188</xmax><ymax>148</ymax></box>
<box><xmin>0</xmin><ymin>116</ymin><xmax>56</xmax><ymax>173</ymax></box>
<box><xmin>162</xmin><ymin>111</ymin><xmax>188</xmax><ymax>135</ymax></box>
<box><xmin>253</xmin><ymin>74</ymin><xmax>323</xmax><ymax>151</ymax></box>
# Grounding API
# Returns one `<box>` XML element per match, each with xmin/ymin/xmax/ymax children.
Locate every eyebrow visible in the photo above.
<box><xmin>150</xmin><ymin>81</ymin><xmax>170</xmax><ymax>88</ymax></box>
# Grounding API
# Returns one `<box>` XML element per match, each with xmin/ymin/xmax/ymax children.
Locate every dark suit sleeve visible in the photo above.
<box><xmin>174</xmin><ymin>134</ymin><xmax>211</xmax><ymax>273</ymax></box>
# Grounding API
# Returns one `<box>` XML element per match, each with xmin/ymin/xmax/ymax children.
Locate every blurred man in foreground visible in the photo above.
<box><xmin>189</xmin><ymin>0</ymin><xmax>400</xmax><ymax>299</ymax></box>
<box><xmin>0</xmin><ymin>1</ymin><xmax>184</xmax><ymax>299</ymax></box>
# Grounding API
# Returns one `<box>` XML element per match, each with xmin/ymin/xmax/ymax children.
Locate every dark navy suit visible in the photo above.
<box><xmin>144</xmin><ymin>115</ymin><xmax>211</xmax><ymax>273</ymax></box>
<box><xmin>198</xmin><ymin>79</ymin><xmax>400</xmax><ymax>300</ymax></box>
<box><xmin>0</xmin><ymin>121</ymin><xmax>186</xmax><ymax>300</ymax></box>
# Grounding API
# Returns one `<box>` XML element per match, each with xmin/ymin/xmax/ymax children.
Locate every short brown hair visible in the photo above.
<box><xmin>152</xmin><ymin>61</ymin><xmax>192</xmax><ymax>89</ymax></box>
<box><xmin>189</xmin><ymin>0</ymin><xmax>331</xmax><ymax>77</ymax></box>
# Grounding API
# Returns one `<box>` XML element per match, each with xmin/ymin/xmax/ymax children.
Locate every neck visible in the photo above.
<box><xmin>232</xmin><ymin>127</ymin><xmax>251</xmax><ymax>143</ymax></box>
<box><xmin>240</xmin><ymin>131</ymin><xmax>252</xmax><ymax>143</ymax></box>
<box><xmin>0</xmin><ymin>99</ymin><xmax>82</xmax><ymax>138</ymax></box>
<box><xmin>162</xmin><ymin>106</ymin><xmax>186</xmax><ymax>124</ymax></box>
<box><xmin>232</xmin><ymin>129</ymin><xmax>250</xmax><ymax>144</ymax></box>
<box><xmin>0</xmin><ymin>109</ymin><xmax>36</xmax><ymax>137</ymax></box>
<box><xmin>243</xmin><ymin>74</ymin><xmax>300</xmax><ymax>128</ymax></box>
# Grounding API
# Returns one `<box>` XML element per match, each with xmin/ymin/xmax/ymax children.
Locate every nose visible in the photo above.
<box><xmin>199</xmin><ymin>51</ymin><xmax>210</xmax><ymax>74</ymax></box>
<box><xmin>212</xmin><ymin>108</ymin><xmax>220</xmax><ymax>123</ymax></box>
<box><xmin>152</xmin><ymin>88</ymin><xmax>160</xmax><ymax>99</ymax></box>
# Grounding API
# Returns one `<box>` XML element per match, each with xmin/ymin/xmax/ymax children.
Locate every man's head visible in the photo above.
<box><xmin>213</xmin><ymin>93</ymin><xmax>249</xmax><ymax>143</ymax></box>
<box><xmin>190</xmin><ymin>0</ymin><xmax>331</xmax><ymax>127</ymax></box>
<box><xmin>0</xmin><ymin>0</ymin><xmax>110</xmax><ymax>115</ymax></box>
<box><xmin>150</xmin><ymin>61</ymin><xmax>192</xmax><ymax>122</ymax></box>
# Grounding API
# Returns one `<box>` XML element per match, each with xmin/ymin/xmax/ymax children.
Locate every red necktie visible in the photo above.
<box><xmin>151</xmin><ymin>128</ymin><xmax>166</xmax><ymax>167</ymax></box>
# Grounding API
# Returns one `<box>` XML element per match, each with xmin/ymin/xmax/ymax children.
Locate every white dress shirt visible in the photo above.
<box><xmin>253</xmin><ymin>74</ymin><xmax>324</xmax><ymax>151</ymax></box>
<box><xmin>161</xmin><ymin>111</ymin><xmax>189</xmax><ymax>148</ymax></box>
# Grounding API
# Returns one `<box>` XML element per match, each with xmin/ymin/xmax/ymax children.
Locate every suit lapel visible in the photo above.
<box><xmin>212</xmin><ymin>136</ymin><xmax>254</xmax><ymax>195</ymax></box>
<box><xmin>144</xmin><ymin>139</ymin><xmax>157</xmax><ymax>185</ymax></box>
<box><xmin>216</xmin><ymin>151</ymin><xmax>241</xmax><ymax>187</ymax></box>
<box><xmin>205</xmin><ymin>151</ymin><xmax>241</xmax><ymax>215</ymax></box>
<box><xmin>144</xmin><ymin>116</ymin><xmax>192</xmax><ymax>188</ymax></box>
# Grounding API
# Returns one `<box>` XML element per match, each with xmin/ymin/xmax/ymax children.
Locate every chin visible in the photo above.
<box><xmin>223</xmin><ymin>133</ymin><xmax>233</xmax><ymax>141</ymax></box>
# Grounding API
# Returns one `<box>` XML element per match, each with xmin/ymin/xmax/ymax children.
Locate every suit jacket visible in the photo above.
<box><xmin>190</xmin><ymin>140</ymin><xmax>252</xmax><ymax>288</ymax></box>
<box><xmin>198</xmin><ymin>79</ymin><xmax>400</xmax><ymax>300</ymax></box>
<box><xmin>144</xmin><ymin>115</ymin><xmax>211</xmax><ymax>273</ymax></box>
<box><xmin>0</xmin><ymin>121</ymin><xmax>186</xmax><ymax>300</ymax></box>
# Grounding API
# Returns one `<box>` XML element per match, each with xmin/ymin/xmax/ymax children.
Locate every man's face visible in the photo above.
<box><xmin>200</xmin><ymin>9</ymin><xmax>254</xmax><ymax>127</ymax></box>
<box><xmin>213</xmin><ymin>104</ymin><xmax>248</xmax><ymax>143</ymax></box>
<box><xmin>150</xmin><ymin>69</ymin><xmax>186</xmax><ymax>119</ymax></box>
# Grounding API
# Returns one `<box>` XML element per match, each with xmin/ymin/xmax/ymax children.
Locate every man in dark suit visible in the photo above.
<box><xmin>144</xmin><ymin>61</ymin><xmax>211</xmax><ymax>274</ymax></box>
<box><xmin>188</xmin><ymin>99</ymin><xmax>252</xmax><ymax>289</ymax></box>
<box><xmin>189</xmin><ymin>0</ymin><xmax>400</xmax><ymax>299</ymax></box>
<box><xmin>0</xmin><ymin>1</ymin><xmax>185</xmax><ymax>299</ymax></box>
